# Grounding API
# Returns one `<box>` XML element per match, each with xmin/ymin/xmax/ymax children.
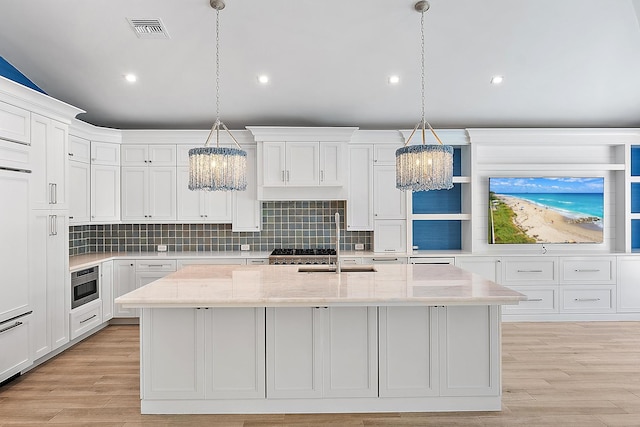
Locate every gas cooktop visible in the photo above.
<box><xmin>268</xmin><ymin>248</ymin><xmax>337</xmax><ymax>265</ymax></box>
<box><xmin>270</xmin><ymin>248</ymin><xmax>336</xmax><ymax>256</ymax></box>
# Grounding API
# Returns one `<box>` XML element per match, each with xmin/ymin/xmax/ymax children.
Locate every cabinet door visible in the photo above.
<box><xmin>142</xmin><ymin>308</ymin><xmax>205</xmax><ymax>399</ymax></box>
<box><xmin>101</xmin><ymin>261</ymin><xmax>114</xmax><ymax>321</ymax></box>
<box><xmin>374</xmin><ymin>165</ymin><xmax>405</xmax><ymax>219</ymax></box>
<box><xmin>148</xmin><ymin>167</ymin><xmax>176</xmax><ymax>221</ymax></box>
<box><xmin>0</xmin><ymin>170</ymin><xmax>31</xmax><ymax>322</ymax></box>
<box><xmin>286</xmin><ymin>142</ymin><xmax>319</xmax><ymax>186</ymax></box>
<box><xmin>205</xmin><ymin>308</ymin><xmax>265</xmax><ymax>399</ymax></box>
<box><xmin>618</xmin><ymin>257</ymin><xmax>640</xmax><ymax>312</ymax></box>
<box><xmin>438</xmin><ymin>305</ymin><xmax>500</xmax><ymax>397</ymax></box>
<box><xmin>379</xmin><ymin>306</ymin><xmax>438</xmax><ymax>397</ymax></box>
<box><xmin>347</xmin><ymin>145</ymin><xmax>373</xmax><ymax>231</ymax></box>
<box><xmin>91</xmin><ymin>165</ymin><xmax>120</xmax><ymax>222</ymax></box>
<box><xmin>204</xmin><ymin>191</ymin><xmax>232</xmax><ymax>223</ymax></box>
<box><xmin>113</xmin><ymin>261</ymin><xmax>137</xmax><ymax>318</ymax></box>
<box><xmin>177</xmin><ymin>167</ymin><xmax>205</xmax><ymax>221</ymax></box>
<box><xmin>319</xmin><ymin>143</ymin><xmax>342</xmax><ymax>186</ymax></box>
<box><xmin>456</xmin><ymin>257</ymin><xmax>501</xmax><ymax>282</ymax></box>
<box><xmin>30</xmin><ymin>114</ymin><xmax>69</xmax><ymax>210</ymax></box>
<box><xmin>121</xmin><ymin>145</ymin><xmax>148</xmax><ymax>166</ymax></box>
<box><xmin>0</xmin><ymin>315</ymin><xmax>31</xmax><ymax>383</ymax></box>
<box><xmin>323</xmin><ymin>307</ymin><xmax>377</xmax><ymax>398</ymax></box>
<box><xmin>148</xmin><ymin>145</ymin><xmax>177</xmax><ymax>166</ymax></box>
<box><xmin>373</xmin><ymin>144</ymin><xmax>398</xmax><ymax>165</ymax></box>
<box><xmin>69</xmin><ymin>135</ymin><xmax>91</xmax><ymax>163</ymax></box>
<box><xmin>121</xmin><ymin>167</ymin><xmax>148</xmax><ymax>221</ymax></box>
<box><xmin>262</xmin><ymin>142</ymin><xmax>286</xmax><ymax>186</ymax></box>
<box><xmin>0</xmin><ymin>101</ymin><xmax>30</xmax><ymax>144</ymax></box>
<box><xmin>30</xmin><ymin>212</ymin><xmax>50</xmax><ymax>358</ymax></box>
<box><xmin>373</xmin><ymin>220</ymin><xmax>407</xmax><ymax>253</ymax></box>
<box><xmin>48</xmin><ymin>214</ymin><xmax>69</xmax><ymax>350</ymax></box>
<box><xmin>69</xmin><ymin>160</ymin><xmax>90</xmax><ymax>224</ymax></box>
<box><xmin>266</xmin><ymin>307</ymin><xmax>322</xmax><ymax>398</ymax></box>
<box><xmin>90</xmin><ymin>141</ymin><xmax>120</xmax><ymax>166</ymax></box>
<box><xmin>233</xmin><ymin>146</ymin><xmax>262</xmax><ymax>231</ymax></box>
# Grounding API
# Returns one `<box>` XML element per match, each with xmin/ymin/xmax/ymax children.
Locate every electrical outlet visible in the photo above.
<box><xmin>354</xmin><ymin>243</ymin><xmax>364</xmax><ymax>251</ymax></box>
<box><xmin>157</xmin><ymin>244</ymin><xmax>167</xmax><ymax>252</ymax></box>
<box><xmin>240</xmin><ymin>244</ymin><xmax>250</xmax><ymax>251</ymax></box>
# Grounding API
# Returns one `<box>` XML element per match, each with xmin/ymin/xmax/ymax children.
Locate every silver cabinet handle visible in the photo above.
<box><xmin>79</xmin><ymin>314</ymin><xmax>97</xmax><ymax>324</ymax></box>
<box><xmin>146</xmin><ymin>264</ymin><xmax>167</xmax><ymax>268</ymax></box>
<box><xmin>320</xmin><ymin>170</ymin><xmax>324</xmax><ymax>182</ymax></box>
<box><xmin>0</xmin><ymin>321</ymin><xmax>22</xmax><ymax>334</ymax></box>
<box><xmin>286</xmin><ymin>170</ymin><xmax>290</xmax><ymax>182</ymax></box>
<box><xmin>527</xmin><ymin>298</ymin><xmax>543</xmax><ymax>302</ymax></box>
<box><xmin>49</xmin><ymin>183</ymin><xmax>55</xmax><ymax>204</ymax></box>
<box><xmin>281</xmin><ymin>170</ymin><xmax>285</xmax><ymax>182</ymax></box>
<box><xmin>574</xmin><ymin>298</ymin><xmax>601</xmax><ymax>302</ymax></box>
<box><xmin>517</xmin><ymin>270</ymin><xmax>543</xmax><ymax>273</ymax></box>
<box><xmin>49</xmin><ymin>215</ymin><xmax>55</xmax><ymax>236</ymax></box>
<box><xmin>574</xmin><ymin>269</ymin><xmax>600</xmax><ymax>273</ymax></box>
<box><xmin>53</xmin><ymin>215</ymin><xmax>57</xmax><ymax>235</ymax></box>
<box><xmin>372</xmin><ymin>258</ymin><xmax>398</xmax><ymax>262</ymax></box>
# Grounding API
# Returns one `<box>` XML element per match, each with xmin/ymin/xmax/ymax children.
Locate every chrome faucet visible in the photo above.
<box><xmin>335</xmin><ymin>212</ymin><xmax>341</xmax><ymax>273</ymax></box>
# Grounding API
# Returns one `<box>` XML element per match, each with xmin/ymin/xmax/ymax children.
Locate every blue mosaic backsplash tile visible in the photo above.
<box><xmin>69</xmin><ymin>200</ymin><xmax>371</xmax><ymax>255</ymax></box>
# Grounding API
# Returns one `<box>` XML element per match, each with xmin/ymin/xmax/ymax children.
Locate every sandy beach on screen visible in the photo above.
<box><xmin>495</xmin><ymin>195</ymin><xmax>603</xmax><ymax>243</ymax></box>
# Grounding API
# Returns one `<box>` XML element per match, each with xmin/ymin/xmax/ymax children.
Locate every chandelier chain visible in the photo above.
<box><xmin>215</xmin><ymin>8</ymin><xmax>221</xmax><ymax>124</ymax></box>
<box><xmin>420</xmin><ymin>10</ymin><xmax>425</xmax><ymax>124</ymax></box>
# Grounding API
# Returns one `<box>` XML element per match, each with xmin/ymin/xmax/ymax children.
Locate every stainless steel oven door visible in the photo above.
<box><xmin>71</xmin><ymin>266</ymin><xmax>99</xmax><ymax>309</ymax></box>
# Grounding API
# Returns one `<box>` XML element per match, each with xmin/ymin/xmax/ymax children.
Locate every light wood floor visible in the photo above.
<box><xmin>1</xmin><ymin>322</ymin><xmax>640</xmax><ymax>426</ymax></box>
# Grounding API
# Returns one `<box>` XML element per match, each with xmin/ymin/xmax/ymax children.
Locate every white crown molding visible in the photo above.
<box><xmin>120</xmin><ymin>129</ymin><xmax>256</xmax><ymax>146</ymax></box>
<box><xmin>70</xmin><ymin>119</ymin><xmax>122</xmax><ymax>143</ymax></box>
<box><xmin>246</xmin><ymin>126</ymin><xmax>358</xmax><ymax>142</ymax></box>
<box><xmin>399</xmin><ymin>128</ymin><xmax>469</xmax><ymax>146</ymax></box>
<box><xmin>350</xmin><ymin>130</ymin><xmax>405</xmax><ymax>144</ymax></box>
<box><xmin>467</xmin><ymin>128</ymin><xmax>640</xmax><ymax>145</ymax></box>
<box><xmin>0</xmin><ymin>76</ymin><xmax>84</xmax><ymax>124</ymax></box>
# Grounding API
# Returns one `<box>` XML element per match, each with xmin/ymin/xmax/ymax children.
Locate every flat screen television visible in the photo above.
<box><xmin>488</xmin><ymin>177</ymin><xmax>604</xmax><ymax>244</ymax></box>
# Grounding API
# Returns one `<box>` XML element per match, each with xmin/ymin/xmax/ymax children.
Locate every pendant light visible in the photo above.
<box><xmin>395</xmin><ymin>1</ymin><xmax>453</xmax><ymax>192</ymax></box>
<box><xmin>189</xmin><ymin>0</ymin><xmax>247</xmax><ymax>191</ymax></box>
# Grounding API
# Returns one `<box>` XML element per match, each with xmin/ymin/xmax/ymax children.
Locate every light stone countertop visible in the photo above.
<box><xmin>115</xmin><ymin>264</ymin><xmax>526</xmax><ymax>308</ymax></box>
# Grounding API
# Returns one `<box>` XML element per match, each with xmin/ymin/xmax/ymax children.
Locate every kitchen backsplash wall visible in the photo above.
<box><xmin>69</xmin><ymin>201</ymin><xmax>371</xmax><ymax>255</ymax></box>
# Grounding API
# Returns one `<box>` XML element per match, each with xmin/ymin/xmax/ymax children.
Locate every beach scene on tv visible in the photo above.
<box><xmin>488</xmin><ymin>177</ymin><xmax>604</xmax><ymax>244</ymax></box>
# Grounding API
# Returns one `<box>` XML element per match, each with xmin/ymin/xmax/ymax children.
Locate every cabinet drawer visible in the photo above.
<box><xmin>503</xmin><ymin>258</ymin><xmax>557</xmax><ymax>284</ymax></box>
<box><xmin>561</xmin><ymin>287</ymin><xmax>615</xmax><ymax>313</ymax></box>
<box><xmin>136</xmin><ymin>260</ymin><xmax>177</xmax><ymax>271</ymax></box>
<box><xmin>247</xmin><ymin>258</ymin><xmax>268</xmax><ymax>265</ymax></box>
<box><xmin>0</xmin><ymin>138</ymin><xmax>30</xmax><ymax>170</ymax></box>
<box><xmin>364</xmin><ymin>256</ymin><xmax>408</xmax><ymax>264</ymax></box>
<box><xmin>502</xmin><ymin>287</ymin><xmax>558</xmax><ymax>314</ymax></box>
<box><xmin>176</xmin><ymin>258</ymin><xmax>246</xmax><ymax>269</ymax></box>
<box><xmin>70</xmin><ymin>301</ymin><xmax>103</xmax><ymax>340</ymax></box>
<box><xmin>0</xmin><ymin>315</ymin><xmax>31</xmax><ymax>383</ymax></box>
<box><xmin>560</xmin><ymin>258</ymin><xmax>615</xmax><ymax>284</ymax></box>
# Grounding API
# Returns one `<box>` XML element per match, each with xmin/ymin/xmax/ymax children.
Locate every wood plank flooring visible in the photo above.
<box><xmin>1</xmin><ymin>322</ymin><xmax>640</xmax><ymax>426</ymax></box>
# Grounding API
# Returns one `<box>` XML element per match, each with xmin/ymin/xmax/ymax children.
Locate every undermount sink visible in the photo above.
<box><xmin>298</xmin><ymin>266</ymin><xmax>377</xmax><ymax>273</ymax></box>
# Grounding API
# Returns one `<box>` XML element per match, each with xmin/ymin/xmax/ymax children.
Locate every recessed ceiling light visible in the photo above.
<box><xmin>490</xmin><ymin>75</ymin><xmax>504</xmax><ymax>85</ymax></box>
<box><xmin>388</xmin><ymin>75</ymin><xmax>400</xmax><ymax>84</ymax></box>
<box><xmin>257</xmin><ymin>75</ymin><xmax>269</xmax><ymax>84</ymax></box>
<box><xmin>124</xmin><ymin>73</ymin><xmax>137</xmax><ymax>83</ymax></box>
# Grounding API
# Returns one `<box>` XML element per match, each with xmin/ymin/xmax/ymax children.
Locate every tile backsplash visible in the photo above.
<box><xmin>69</xmin><ymin>201</ymin><xmax>371</xmax><ymax>255</ymax></box>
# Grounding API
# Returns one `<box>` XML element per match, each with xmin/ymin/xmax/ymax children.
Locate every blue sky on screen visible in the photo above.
<box><xmin>490</xmin><ymin>177</ymin><xmax>604</xmax><ymax>194</ymax></box>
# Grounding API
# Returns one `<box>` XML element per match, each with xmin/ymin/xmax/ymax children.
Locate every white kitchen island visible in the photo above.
<box><xmin>115</xmin><ymin>263</ymin><xmax>525</xmax><ymax>414</ymax></box>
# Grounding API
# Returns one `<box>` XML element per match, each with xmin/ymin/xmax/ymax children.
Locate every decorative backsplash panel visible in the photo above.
<box><xmin>69</xmin><ymin>201</ymin><xmax>371</xmax><ymax>255</ymax></box>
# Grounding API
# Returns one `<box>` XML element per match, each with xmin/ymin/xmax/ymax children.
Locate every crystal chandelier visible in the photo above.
<box><xmin>189</xmin><ymin>0</ymin><xmax>247</xmax><ymax>191</ymax></box>
<box><xmin>396</xmin><ymin>1</ymin><xmax>453</xmax><ymax>192</ymax></box>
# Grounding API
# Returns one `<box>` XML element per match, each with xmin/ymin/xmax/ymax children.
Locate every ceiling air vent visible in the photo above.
<box><xmin>128</xmin><ymin>18</ymin><xmax>170</xmax><ymax>39</ymax></box>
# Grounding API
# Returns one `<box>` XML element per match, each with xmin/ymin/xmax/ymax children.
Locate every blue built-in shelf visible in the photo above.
<box><xmin>633</xmin><ymin>219</ymin><xmax>640</xmax><ymax>251</ymax></box>
<box><xmin>453</xmin><ymin>148</ymin><xmax>462</xmax><ymax>176</ymax></box>
<box><xmin>413</xmin><ymin>220</ymin><xmax>461</xmax><ymax>250</ymax></box>
<box><xmin>632</xmin><ymin>146</ymin><xmax>640</xmax><ymax>177</ymax></box>
<box><xmin>632</xmin><ymin>183</ymin><xmax>640</xmax><ymax>214</ymax></box>
<box><xmin>413</xmin><ymin>184</ymin><xmax>462</xmax><ymax>214</ymax></box>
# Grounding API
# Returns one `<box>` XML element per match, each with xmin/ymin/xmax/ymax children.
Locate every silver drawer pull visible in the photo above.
<box><xmin>517</xmin><ymin>270</ymin><xmax>543</xmax><ymax>273</ymax></box>
<box><xmin>372</xmin><ymin>258</ymin><xmax>398</xmax><ymax>262</ymax></box>
<box><xmin>0</xmin><ymin>321</ymin><xmax>22</xmax><ymax>334</ymax></box>
<box><xmin>574</xmin><ymin>269</ymin><xmax>600</xmax><ymax>273</ymax></box>
<box><xmin>574</xmin><ymin>298</ymin><xmax>601</xmax><ymax>302</ymax></box>
<box><xmin>146</xmin><ymin>264</ymin><xmax>167</xmax><ymax>267</ymax></box>
<box><xmin>527</xmin><ymin>298</ymin><xmax>543</xmax><ymax>302</ymax></box>
<box><xmin>79</xmin><ymin>314</ymin><xmax>97</xmax><ymax>324</ymax></box>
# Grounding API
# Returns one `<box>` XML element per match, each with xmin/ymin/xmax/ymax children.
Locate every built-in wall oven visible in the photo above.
<box><xmin>71</xmin><ymin>266</ymin><xmax>99</xmax><ymax>309</ymax></box>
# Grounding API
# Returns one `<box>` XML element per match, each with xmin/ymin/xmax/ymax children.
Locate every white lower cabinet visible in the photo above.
<box><xmin>0</xmin><ymin>314</ymin><xmax>31</xmax><ymax>383</ymax></box>
<box><xmin>617</xmin><ymin>257</ymin><xmax>640</xmax><ymax>312</ymax></box>
<box><xmin>501</xmin><ymin>286</ymin><xmax>558</xmax><ymax>314</ymax></box>
<box><xmin>378</xmin><ymin>306</ymin><xmax>438</xmax><ymax>397</ymax></box>
<box><xmin>101</xmin><ymin>261</ymin><xmax>114</xmax><ymax>321</ymax></box>
<box><xmin>113</xmin><ymin>261</ymin><xmax>136</xmax><ymax>318</ymax></box>
<box><xmin>373</xmin><ymin>220</ymin><xmax>407</xmax><ymax>253</ymax></box>
<box><xmin>560</xmin><ymin>286</ymin><xmax>615</xmax><ymax>313</ymax></box>
<box><xmin>266</xmin><ymin>306</ymin><xmax>378</xmax><ymax>399</ymax></box>
<box><xmin>456</xmin><ymin>257</ymin><xmax>501</xmax><ymax>282</ymax></box>
<box><xmin>141</xmin><ymin>307</ymin><xmax>265</xmax><ymax>400</ymax></box>
<box><xmin>69</xmin><ymin>299</ymin><xmax>102</xmax><ymax>340</ymax></box>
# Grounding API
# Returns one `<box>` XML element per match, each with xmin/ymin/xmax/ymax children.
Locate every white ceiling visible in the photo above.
<box><xmin>1</xmin><ymin>0</ymin><xmax>640</xmax><ymax>131</ymax></box>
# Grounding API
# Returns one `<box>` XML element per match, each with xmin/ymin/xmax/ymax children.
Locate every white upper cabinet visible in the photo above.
<box><xmin>122</xmin><ymin>166</ymin><xmax>176</xmax><ymax>221</ymax></box>
<box><xmin>30</xmin><ymin>114</ymin><xmax>69</xmax><ymax>210</ymax></box>
<box><xmin>373</xmin><ymin>165</ymin><xmax>405</xmax><ymax>219</ymax></box>
<box><xmin>69</xmin><ymin>160</ymin><xmax>91</xmax><ymax>223</ymax></box>
<box><xmin>121</xmin><ymin>144</ymin><xmax>176</xmax><ymax>167</ymax></box>
<box><xmin>262</xmin><ymin>142</ymin><xmax>343</xmax><ymax>187</ymax></box>
<box><xmin>92</xmin><ymin>164</ymin><xmax>120</xmax><ymax>222</ymax></box>
<box><xmin>347</xmin><ymin>144</ymin><xmax>374</xmax><ymax>231</ymax></box>
<box><xmin>68</xmin><ymin>135</ymin><xmax>91</xmax><ymax>163</ymax></box>
<box><xmin>91</xmin><ymin>141</ymin><xmax>120</xmax><ymax>166</ymax></box>
<box><xmin>176</xmin><ymin>167</ymin><xmax>232</xmax><ymax>223</ymax></box>
<box><xmin>233</xmin><ymin>146</ymin><xmax>262</xmax><ymax>231</ymax></box>
<box><xmin>0</xmin><ymin>101</ymin><xmax>30</xmax><ymax>144</ymax></box>
<box><xmin>373</xmin><ymin>144</ymin><xmax>398</xmax><ymax>165</ymax></box>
